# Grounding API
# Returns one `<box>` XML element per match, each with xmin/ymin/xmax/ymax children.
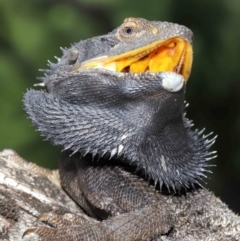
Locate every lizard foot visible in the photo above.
<box><xmin>23</xmin><ymin>213</ymin><xmax>106</xmax><ymax>241</ymax></box>
<box><xmin>22</xmin><ymin>203</ymin><xmax>174</xmax><ymax>241</ymax></box>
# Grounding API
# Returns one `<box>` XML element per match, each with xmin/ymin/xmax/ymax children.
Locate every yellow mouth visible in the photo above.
<box><xmin>76</xmin><ymin>37</ymin><xmax>193</xmax><ymax>82</ymax></box>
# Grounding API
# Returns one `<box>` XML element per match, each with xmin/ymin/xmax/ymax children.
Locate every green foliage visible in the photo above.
<box><xmin>1</xmin><ymin>0</ymin><xmax>240</xmax><ymax>211</ymax></box>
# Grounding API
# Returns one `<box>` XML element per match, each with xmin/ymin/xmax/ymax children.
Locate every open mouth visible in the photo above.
<box><xmin>76</xmin><ymin>37</ymin><xmax>193</xmax><ymax>82</ymax></box>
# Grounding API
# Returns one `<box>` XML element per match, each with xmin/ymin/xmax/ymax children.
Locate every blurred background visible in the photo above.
<box><xmin>1</xmin><ymin>0</ymin><xmax>240</xmax><ymax>213</ymax></box>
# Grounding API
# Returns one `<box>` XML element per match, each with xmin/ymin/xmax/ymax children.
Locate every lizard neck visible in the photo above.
<box><xmin>123</xmin><ymin>111</ymin><xmax>216</xmax><ymax>192</ymax></box>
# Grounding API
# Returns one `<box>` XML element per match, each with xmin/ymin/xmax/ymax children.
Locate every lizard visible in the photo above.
<box><xmin>22</xmin><ymin>18</ymin><xmax>218</xmax><ymax>240</ymax></box>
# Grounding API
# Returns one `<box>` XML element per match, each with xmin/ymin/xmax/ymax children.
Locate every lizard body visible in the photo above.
<box><xmin>23</xmin><ymin>18</ymin><xmax>216</xmax><ymax>240</ymax></box>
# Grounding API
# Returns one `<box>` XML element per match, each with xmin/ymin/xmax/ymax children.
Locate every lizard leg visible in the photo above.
<box><xmin>59</xmin><ymin>151</ymin><xmax>174</xmax><ymax>239</ymax></box>
<box><xmin>59</xmin><ymin>151</ymin><xmax>125</xmax><ymax>219</ymax></box>
<box><xmin>23</xmin><ymin>151</ymin><xmax>174</xmax><ymax>240</ymax></box>
<box><xmin>23</xmin><ymin>203</ymin><xmax>173</xmax><ymax>241</ymax></box>
<box><xmin>59</xmin><ymin>151</ymin><xmax>174</xmax><ymax>217</ymax></box>
<box><xmin>23</xmin><ymin>212</ymin><xmax>107</xmax><ymax>241</ymax></box>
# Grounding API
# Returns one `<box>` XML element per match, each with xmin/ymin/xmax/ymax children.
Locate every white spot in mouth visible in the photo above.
<box><xmin>161</xmin><ymin>72</ymin><xmax>184</xmax><ymax>92</ymax></box>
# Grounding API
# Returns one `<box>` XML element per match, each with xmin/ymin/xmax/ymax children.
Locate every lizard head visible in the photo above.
<box><xmin>74</xmin><ymin>17</ymin><xmax>193</xmax><ymax>82</ymax></box>
<box><xmin>24</xmin><ymin>18</ymin><xmax>216</xmax><ymax>192</ymax></box>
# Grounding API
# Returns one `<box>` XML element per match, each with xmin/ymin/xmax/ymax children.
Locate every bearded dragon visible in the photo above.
<box><xmin>23</xmin><ymin>18</ymin><xmax>218</xmax><ymax>240</ymax></box>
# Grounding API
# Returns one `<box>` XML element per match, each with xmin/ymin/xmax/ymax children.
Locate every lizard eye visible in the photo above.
<box><xmin>119</xmin><ymin>24</ymin><xmax>137</xmax><ymax>38</ymax></box>
<box><xmin>124</xmin><ymin>26</ymin><xmax>134</xmax><ymax>35</ymax></box>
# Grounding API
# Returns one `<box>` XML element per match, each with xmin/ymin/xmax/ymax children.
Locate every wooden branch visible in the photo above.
<box><xmin>0</xmin><ymin>149</ymin><xmax>239</xmax><ymax>241</ymax></box>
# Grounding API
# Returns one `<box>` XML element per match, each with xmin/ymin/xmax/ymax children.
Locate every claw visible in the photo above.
<box><xmin>38</xmin><ymin>213</ymin><xmax>59</xmax><ymax>228</ymax></box>
<box><xmin>38</xmin><ymin>213</ymin><xmax>50</xmax><ymax>222</ymax></box>
<box><xmin>22</xmin><ymin>228</ymin><xmax>37</xmax><ymax>238</ymax></box>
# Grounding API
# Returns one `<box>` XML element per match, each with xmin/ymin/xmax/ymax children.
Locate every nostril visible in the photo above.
<box><xmin>68</xmin><ymin>58</ymin><xmax>78</xmax><ymax>65</ymax></box>
<box><xmin>64</xmin><ymin>48</ymin><xmax>79</xmax><ymax>65</ymax></box>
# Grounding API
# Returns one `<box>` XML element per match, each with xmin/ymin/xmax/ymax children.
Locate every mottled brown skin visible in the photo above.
<box><xmin>21</xmin><ymin>18</ymin><xmax>228</xmax><ymax>240</ymax></box>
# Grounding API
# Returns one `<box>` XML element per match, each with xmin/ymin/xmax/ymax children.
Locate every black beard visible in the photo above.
<box><xmin>24</xmin><ymin>69</ymin><xmax>216</xmax><ymax>191</ymax></box>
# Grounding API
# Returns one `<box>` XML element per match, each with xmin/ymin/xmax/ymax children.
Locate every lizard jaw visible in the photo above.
<box><xmin>78</xmin><ymin>37</ymin><xmax>193</xmax><ymax>82</ymax></box>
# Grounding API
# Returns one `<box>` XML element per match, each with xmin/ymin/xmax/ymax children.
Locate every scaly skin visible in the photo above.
<box><xmin>23</xmin><ymin>18</ymin><xmax>217</xmax><ymax>240</ymax></box>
